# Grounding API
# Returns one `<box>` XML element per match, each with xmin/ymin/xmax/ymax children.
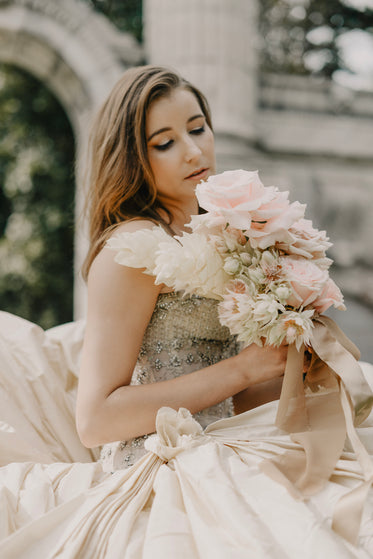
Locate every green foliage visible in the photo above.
<box><xmin>0</xmin><ymin>64</ymin><xmax>75</xmax><ymax>329</ymax></box>
<box><xmin>83</xmin><ymin>0</ymin><xmax>143</xmax><ymax>42</ymax></box>
<box><xmin>260</xmin><ymin>0</ymin><xmax>373</xmax><ymax>78</ymax></box>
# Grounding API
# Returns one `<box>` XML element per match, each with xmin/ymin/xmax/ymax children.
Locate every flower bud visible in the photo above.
<box><xmin>223</xmin><ymin>257</ymin><xmax>241</xmax><ymax>275</ymax></box>
<box><xmin>261</xmin><ymin>251</ymin><xmax>277</xmax><ymax>267</ymax></box>
<box><xmin>274</xmin><ymin>285</ymin><xmax>291</xmax><ymax>303</ymax></box>
<box><xmin>248</xmin><ymin>268</ymin><xmax>265</xmax><ymax>284</ymax></box>
<box><xmin>240</xmin><ymin>252</ymin><xmax>252</xmax><ymax>266</ymax></box>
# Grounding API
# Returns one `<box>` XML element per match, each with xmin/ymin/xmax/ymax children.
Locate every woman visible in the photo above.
<box><xmin>0</xmin><ymin>65</ymin><xmax>372</xmax><ymax>558</ymax></box>
<box><xmin>76</xmin><ymin>65</ymin><xmax>287</xmax><ymax>465</ymax></box>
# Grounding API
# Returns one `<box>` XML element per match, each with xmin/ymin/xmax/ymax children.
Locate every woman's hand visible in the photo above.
<box><xmin>232</xmin><ymin>343</ymin><xmax>288</xmax><ymax>414</ymax></box>
<box><xmin>234</xmin><ymin>342</ymin><xmax>288</xmax><ymax>386</ymax></box>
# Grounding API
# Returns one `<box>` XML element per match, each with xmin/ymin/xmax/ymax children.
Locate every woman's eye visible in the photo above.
<box><xmin>154</xmin><ymin>140</ymin><xmax>173</xmax><ymax>151</ymax></box>
<box><xmin>190</xmin><ymin>126</ymin><xmax>205</xmax><ymax>135</ymax></box>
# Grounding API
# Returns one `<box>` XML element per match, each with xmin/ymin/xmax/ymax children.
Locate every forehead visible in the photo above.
<box><xmin>146</xmin><ymin>88</ymin><xmax>202</xmax><ymax>131</ymax></box>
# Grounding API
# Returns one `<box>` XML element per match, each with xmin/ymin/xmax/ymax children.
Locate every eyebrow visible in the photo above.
<box><xmin>147</xmin><ymin>114</ymin><xmax>205</xmax><ymax>142</ymax></box>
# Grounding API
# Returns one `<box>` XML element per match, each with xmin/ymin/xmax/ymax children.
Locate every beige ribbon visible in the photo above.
<box><xmin>261</xmin><ymin>316</ymin><xmax>373</xmax><ymax>545</ymax></box>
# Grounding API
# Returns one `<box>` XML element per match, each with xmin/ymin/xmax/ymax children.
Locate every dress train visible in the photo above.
<box><xmin>0</xmin><ymin>311</ymin><xmax>373</xmax><ymax>558</ymax></box>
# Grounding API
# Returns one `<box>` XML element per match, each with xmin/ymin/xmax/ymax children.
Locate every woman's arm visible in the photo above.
<box><xmin>76</xmin><ymin>223</ymin><xmax>288</xmax><ymax>448</ymax></box>
<box><xmin>233</xmin><ymin>377</ymin><xmax>283</xmax><ymax>415</ymax></box>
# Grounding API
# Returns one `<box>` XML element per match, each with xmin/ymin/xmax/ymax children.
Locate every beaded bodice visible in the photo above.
<box><xmin>99</xmin><ymin>292</ymin><xmax>240</xmax><ymax>471</ymax></box>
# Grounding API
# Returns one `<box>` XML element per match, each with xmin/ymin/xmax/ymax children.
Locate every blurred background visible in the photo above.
<box><xmin>0</xmin><ymin>0</ymin><xmax>372</xmax><ymax>360</ymax></box>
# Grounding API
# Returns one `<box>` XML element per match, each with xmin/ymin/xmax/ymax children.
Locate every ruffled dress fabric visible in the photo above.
<box><xmin>0</xmin><ymin>299</ymin><xmax>373</xmax><ymax>558</ymax></box>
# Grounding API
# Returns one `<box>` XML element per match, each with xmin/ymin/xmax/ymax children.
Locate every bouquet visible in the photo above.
<box><xmin>108</xmin><ymin>169</ymin><xmax>345</xmax><ymax>351</ymax></box>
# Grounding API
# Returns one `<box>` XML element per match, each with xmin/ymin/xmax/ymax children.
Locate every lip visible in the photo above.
<box><xmin>185</xmin><ymin>168</ymin><xmax>209</xmax><ymax>181</ymax></box>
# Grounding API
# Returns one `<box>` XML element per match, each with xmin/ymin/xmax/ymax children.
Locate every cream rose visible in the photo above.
<box><xmin>279</xmin><ymin>256</ymin><xmax>329</xmax><ymax>308</ymax></box>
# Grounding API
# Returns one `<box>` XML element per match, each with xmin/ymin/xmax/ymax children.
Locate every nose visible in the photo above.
<box><xmin>184</xmin><ymin>136</ymin><xmax>202</xmax><ymax>162</ymax></box>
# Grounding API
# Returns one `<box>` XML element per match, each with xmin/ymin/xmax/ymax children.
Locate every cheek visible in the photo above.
<box><xmin>148</xmin><ymin>153</ymin><xmax>176</xmax><ymax>187</ymax></box>
<box><xmin>205</xmin><ymin>130</ymin><xmax>215</xmax><ymax>154</ymax></box>
<box><xmin>206</xmin><ymin>134</ymin><xmax>216</xmax><ymax>167</ymax></box>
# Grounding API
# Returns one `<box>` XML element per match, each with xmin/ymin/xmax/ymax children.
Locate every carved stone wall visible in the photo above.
<box><xmin>0</xmin><ymin>0</ymin><xmax>142</xmax><ymax>317</ymax></box>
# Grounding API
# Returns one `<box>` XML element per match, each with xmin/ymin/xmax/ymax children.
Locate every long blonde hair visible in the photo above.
<box><xmin>82</xmin><ymin>65</ymin><xmax>212</xmax><ymax>280</ymax></box>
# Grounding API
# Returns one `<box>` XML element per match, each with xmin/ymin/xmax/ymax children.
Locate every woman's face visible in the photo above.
<box><xmin>146</xmin><ymin>87</ymin><xmax>216</xmax><ymax>211</ymax></box>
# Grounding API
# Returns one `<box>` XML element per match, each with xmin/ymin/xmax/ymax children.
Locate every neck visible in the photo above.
<box><xmin>160</xmin><ymin>198</ymin><xmax>199</xmax><ymax>235</ymax></box>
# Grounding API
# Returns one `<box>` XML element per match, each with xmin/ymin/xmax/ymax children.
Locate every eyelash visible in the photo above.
<box><xmin>154</xmin><ymin>126</ymin><xmax>205</xmax><ymax>151</ymax></box>
<box><xmin>190</xmin><ymin>126</ymin><xmax>205</xmax><ymax>135</ymax></box>
<box><xmin>154</xmin><ymin>140</ymin><xmax>173</xmax><ymax>151</ymax></box>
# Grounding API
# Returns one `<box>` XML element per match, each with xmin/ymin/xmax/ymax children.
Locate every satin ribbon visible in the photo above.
<box><xmin>261</xmin><ymin>315</ymin><xmax>373</xmax><ymax>545</ymax></box>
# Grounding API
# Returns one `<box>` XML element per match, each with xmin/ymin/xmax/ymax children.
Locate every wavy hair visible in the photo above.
<box><xmin>82</xmin><ymin>65</ymin><xmax>212</xmax><ymax>280</ymax></box>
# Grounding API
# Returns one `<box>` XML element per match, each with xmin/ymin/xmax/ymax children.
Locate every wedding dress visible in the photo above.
<box><xmin>99</xmin><ymin>292</ymin><xmax>238</xmax><ymax>471</ymax></box>
<box><xmin>0</xmin><ymin>289</ymin><xmax>373</xmax><ymax>558</ymax></box>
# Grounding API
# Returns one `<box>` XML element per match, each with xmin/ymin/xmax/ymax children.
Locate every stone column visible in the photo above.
<box><xmin>143</xmin><ymin>0</ymin><xmax>259</xmax><ymax>142</ymax></box>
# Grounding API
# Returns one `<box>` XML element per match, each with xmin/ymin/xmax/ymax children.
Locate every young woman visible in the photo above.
<box><xmin>76</xmin><ymin>65</ymin><xmax>287</xmax><ymax>463</ymax></box>
<box><xmin>0</xmin><ymin>65</ymin><xmax>372</xmax><ymax>558</ymax></box>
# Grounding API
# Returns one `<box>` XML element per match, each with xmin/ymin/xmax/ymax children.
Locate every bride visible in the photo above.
<box><xmin>0</xmin><ymin>65</ymin><xmax>372</xmax><ymax>558</ymax></box>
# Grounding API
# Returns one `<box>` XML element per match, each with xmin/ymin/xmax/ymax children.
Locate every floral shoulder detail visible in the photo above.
<box><xmin>106</xmin><ymin>225</ymin><xmax>173</xmax><ymax>275</ymax></box>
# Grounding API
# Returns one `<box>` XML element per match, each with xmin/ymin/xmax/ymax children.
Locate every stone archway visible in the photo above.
<box><xmin>0</xmin><ymin>0</ymin><xmax>142</xmax><ymax>317</ymax></box>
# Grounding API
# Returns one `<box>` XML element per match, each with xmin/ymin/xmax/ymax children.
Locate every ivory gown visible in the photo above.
<box><xmin>0</xmin><ymin>291</ymin><xmax>372</xmax><ymax>558</ymax></box>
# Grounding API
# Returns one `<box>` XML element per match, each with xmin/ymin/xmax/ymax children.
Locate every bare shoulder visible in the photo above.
<box><xmin>88</xmin><ymin>221</ymin><xmax>161</xmax><ymax>312</ymax></box>
<box><xmin>111</xmin><ymin>219</ymin><xmax>159</xmax><ymax>235</ymax></box>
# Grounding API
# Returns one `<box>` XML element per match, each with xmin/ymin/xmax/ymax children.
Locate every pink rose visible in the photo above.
<box><xmin>279</xmin><ymin>256</ymin><xmax>329</xmax><ymax>309</ymax></box>
<box><xmin>195</xmin><ymin>170</ymin><xmax>277</xmax><ymax>230</ymax></box>
<box><xmin>313</xmin><ymin>278</ymin><xmax>346</xmax><ymax>314</ymax></box>
<box><xmin>276</xmin><ymin>218</ymin><xmax>332</xmax><ymax>261</ymax></box>
<box><xmin>195</xmin><ymin>169</ymin><xmax>305</xmax><ymax>246</ymax></box>
<box><xmin>247</xmin><ymin>192</ymin><xmax>305</xmax><ymax>249</ymax></box>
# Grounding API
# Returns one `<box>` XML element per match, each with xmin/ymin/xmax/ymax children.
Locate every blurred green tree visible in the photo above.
<box><xmin>83</xmin><ymin>0</ymin><xmax>143</xmax><ymax>41</ymax></box>
<box><xmin>260</xmin><ymin>0</ymin><xmax>373</xmax><ymax>81</ymax></box>
<box><xmin>0</xmin><ymin>65</ymin><xmax>75</xmax><ymax>329</ymax></box>
<box><xmin>83</xmin><ymin>0</ymin><xmax>373</xmax><ymax>84</ymax></box>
